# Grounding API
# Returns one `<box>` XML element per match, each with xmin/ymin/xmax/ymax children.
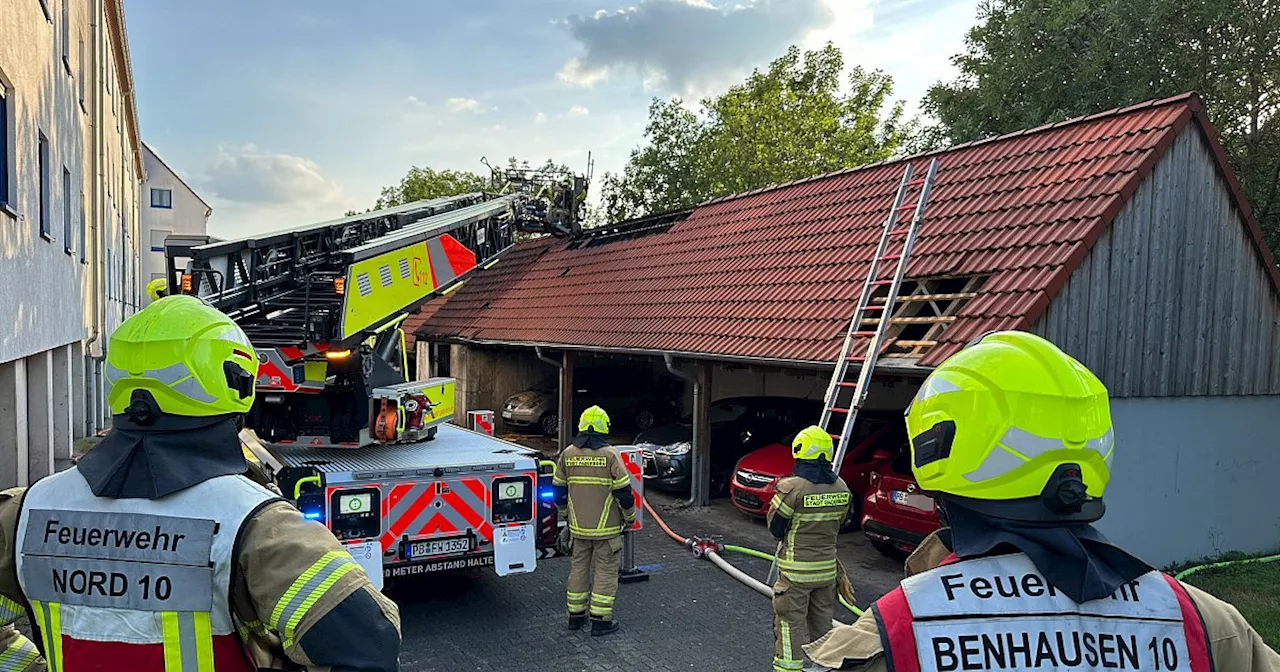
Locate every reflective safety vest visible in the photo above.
<box><xmin>872</xmin><ymin>552</ymin><xmax>1213</xmax><ymax>672</ymax></box>
<box><xmin>15</xmin><ymin>468</ymin><xmax>280</xmax><ymax>671</ymax></box>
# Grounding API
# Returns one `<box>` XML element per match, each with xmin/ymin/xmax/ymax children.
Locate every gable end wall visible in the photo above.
<box><xmin>1032</xmin><ymin>127</ymin><xmax>1280</xmax><ymax>398</ymax></box>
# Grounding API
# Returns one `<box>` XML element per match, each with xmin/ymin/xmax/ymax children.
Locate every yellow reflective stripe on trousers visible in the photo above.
<box><xmin>28</xmin><ymin>601</ymin><xmax>61</xmax><ymax>672</ymax></box>
<box><xmin>775</xmin><ymin>557</ymin><xmax>837</xmax><ymax>571</ymax></box>
<box><xmin>774</xmin><ymin>620</ymin><xmax>801</xmax><ymax>671</ymax></box>
<box><xmin>162</xmin><ymin>612</ymin><xmax>215</xmax><ymax>672</ymax></box>
<box><xmin>0</xmin><ymin>597</ymin><xmax>22</xmax><ymax>626</ymax></box>
<box><xmin>272</xmin><ymin>551</ymin><xmax>359</xmax><ymax>648</ymax></box>
<box><xmin>589</xmin><ymin>592</ymin><xmax>614</xmax><ymax>617</ymax></box>
<box><xmin>566</xmin><ymin>591</ymin><xmax>589</xmax><ymax>613</ymax></box>
<box><xmin>0</xmin><ymin>635</ymin><xmax>39</xmax><ymax>672</ymax></box>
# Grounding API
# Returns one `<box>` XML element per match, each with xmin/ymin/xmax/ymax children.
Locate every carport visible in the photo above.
<box><xmin>414</xmin><ymin>95</ymin><xmax>1280</xmax><ymax>566</ymax></box>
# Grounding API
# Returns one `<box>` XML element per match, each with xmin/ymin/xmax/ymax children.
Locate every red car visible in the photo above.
<box><xmin>729</xmin><ymin>411</ymin><xmax>903</xmax><ymax>532</ymax></box>
<box><xmin>861</xmin><ymin>446</ymin><xmax>941</xmax><ymax>556</ymax></box>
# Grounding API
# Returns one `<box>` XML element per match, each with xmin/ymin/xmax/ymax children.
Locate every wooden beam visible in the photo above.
<box><xmin>873</xmin><ymin>292</ymin><xmax>978</xmax><ymax>304</ymax></box>
<box><xmin>893</xmin><ymin>339</ymin><xmax>938</xmax><ymax>348</ymax></box>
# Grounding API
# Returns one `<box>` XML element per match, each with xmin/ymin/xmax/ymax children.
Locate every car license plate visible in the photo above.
<box><xmin>892</xmin><ymin>490</ymin><xmax>934</xmax><ymax>511</ymax></box>
<box><xmin>405</xmin><ymin>535</ymin><xmax>471</xmax><ymax>559</ymax></box>
<box><xmin>502</xmin><ymin>410</ymin><xmax>513</xmax><ymax>419</ymax></box>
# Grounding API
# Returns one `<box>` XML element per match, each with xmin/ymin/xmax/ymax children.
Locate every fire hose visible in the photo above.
<box><xmin>642</xmin><ymin>498</ymin><xmax>863</xmax><ymax>618</ymax></box>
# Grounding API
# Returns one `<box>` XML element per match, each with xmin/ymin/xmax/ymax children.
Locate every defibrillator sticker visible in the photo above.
<box><xmin>565</xmin><ymin>456</ymin><xmax>608</xmax><ymax>468</ymax></box>
<box><xmin>802</xmin><ymin>492</ymin><xmax>851</xmax><ymax>508</ymax></box>
<box><xmin>21</xmin><ymin>556</ymin><xmax>213</xmax><ymax>612</ymax></box>
<box><xmin>912</xmin><ymin>615</ymin><xmax>1191</xmax><ymax>672</ymax></box>
<box><xmin>22</xmin><ymin>509</ymin><xmax>215</xmax><ymax>567</ymax></box>
<box><xmin>902</xmin><ymin>554</ymin><xmax>1182</xmax><ymax>621</ymax></box>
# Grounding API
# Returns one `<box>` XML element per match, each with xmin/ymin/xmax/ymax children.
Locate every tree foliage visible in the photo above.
<box><xmin>600</xmin><ymin>43</ymin><xmax>910</xmax><ymax>221</ymax></box>
<box><xmin>366</xmin><ymin>157</ymin><xmax>572</xmax><ymax>212</ymax></box>
<box><xmin>924</xmin><ymin>0</ymin><xmax>1280</xmax><ymax>250</ymax></box>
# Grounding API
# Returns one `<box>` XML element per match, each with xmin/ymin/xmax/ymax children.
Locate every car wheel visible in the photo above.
<box><xmin>839</xmin><ymin>500</ymin><xmax>862</xmax><ymax>533</ymax></box>
<box><xmin>871</xmin><ymin>540</ymin><xmax>902</xmax><ymax>558</ymax></box>
<box><xmin>633</xmin><ymin>408</ymin><xmax>656</xmax><ymax>432</ymax></box>
<box><xmin>540</xmin><ymin>412</ymin><xmax>559</xmax><ymax>437</ymax></box>
<box><xmin>710</xmin><ymin>468</ymin><xmax>731</xmax><ymax>498</ymax></box>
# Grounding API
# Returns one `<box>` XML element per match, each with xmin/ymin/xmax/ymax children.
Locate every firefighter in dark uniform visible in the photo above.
<box><xmin>0</xmin><ymin>296</ymin><xmax>401</xmax><ymax>671</ymax></box>
<box><xmin>767</xmin><ymin>425</ymin><xmax>852</xmax><ymax>672</ymax></box>
<box><xmin>553</xmin><ymin>406</ymin><xmax>635</xmax><ymax>637</ymax></box>
<box><xmin>805</xmin><ymin>330</ymin><xmax>1280</xmax><ymax>671</ymax></box>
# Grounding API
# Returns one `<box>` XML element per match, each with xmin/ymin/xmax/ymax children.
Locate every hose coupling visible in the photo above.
<box><xmin>691</xmin><ymin>536</ymin><xmax>724</xmax><ymax>558</ymax></box>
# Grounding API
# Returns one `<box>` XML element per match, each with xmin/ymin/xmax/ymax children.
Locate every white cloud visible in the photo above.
<box><xmin>559</xmin><ymin>0</ymin><xmax>837</xmax><ymax>96</ymax></box>
<box><xmin>201</xmin><ymin>144</ymin><xmax>342</xmax><ymax>205</ymax></box>
<box><xmin>566</xmin><ymin>105</ymin><xmax>590</xmax><ymax>118</ymax></box>
<box><xmin>535</xmin><ymin>112</ymin><xmax>548</xmax><ymax>123</ymax></box>
<box><xmin>557</xmin><ymin>58</ymin><xmax>610</xmax><ymax>87</ymax></box>
<box><xmin>445</xmin><ymin>97</ymin><xmax>481</xmax><ymax>113</ymax></box>
<box><xmin>406</xmin><ymin>95</ymin><xmax>427</xmax><ymax>108</ymax></box>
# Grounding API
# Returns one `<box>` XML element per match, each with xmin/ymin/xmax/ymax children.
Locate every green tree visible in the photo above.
<box><xmin>924</xmin><ymin>0</ymin><xmax>1280</xmax><ymax>250</ymax></box>
<box><xmin>601</xmin><ymin>43</ymin><xmax>910</xmax><ymax>221</ymax></box>
<box><xmin>373</xmin><ymin>166</ymin><xmax>489</xmax><ymax>209</ymax></box>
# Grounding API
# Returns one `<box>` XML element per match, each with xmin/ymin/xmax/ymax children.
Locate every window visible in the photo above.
<box><xmin>38</xmin><ymin>132</ymin><xmax>50</xmax><ymax>240</ymax></box>
<box><xmin>61</xmin><ymin>0</ymin><xmax>70</xmax><ymax>73</ymax></box>
<box><xmin>150</xmin><ymin>188</ymin><xmax>172</xmax><ymax>209</ymax></box>
<box><xmin>62</xmin><ymin>168</ymin><xmax>72</xmax><ymax>254</ymax></box>
<box><xmin>150</xmin><ymin>228</ymin><xmax>170</xmax><ymax>253</ymax></box>
<box><xmin>0</xmin><ymin>84</ymin><xmax>9</xmax><ymax>211</ymax></box>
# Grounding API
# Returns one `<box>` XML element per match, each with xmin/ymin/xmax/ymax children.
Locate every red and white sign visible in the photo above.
<box><xmin>469</xmin><ymin>410</ymin><xmax>495</xmax><ymax>436</ymax></box>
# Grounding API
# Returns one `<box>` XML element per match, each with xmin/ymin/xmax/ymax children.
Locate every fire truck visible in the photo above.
<box><xmin>163</xmin><ymin>165</ymin><xmax>598</xmax><ymax>584</ymax></box>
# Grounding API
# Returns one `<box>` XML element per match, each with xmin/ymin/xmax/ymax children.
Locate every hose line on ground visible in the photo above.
<box><xmin>723</xmin><ymin>545</ymin><xmax>863</xmax><ymax>616</ymax></box>
<box><xmin>1174</xmin><ymin>553</ymin><xmax>1280</xmax><ymax>580</ymax></box>
<box><xmin>643</xmin><ymin>498</ymin><xmax>863</xmax><ymax>617</ymax></box>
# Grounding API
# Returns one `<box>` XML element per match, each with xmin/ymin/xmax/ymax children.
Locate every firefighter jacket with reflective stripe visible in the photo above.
<box><xmin>767</xmin><ymin>475</ymin><xmax>851</xmax><ymax>585</ymax></box>
<box><xmin>2</xmin><ymin>472</ymin><xmax>402</xmax><ymax>672</ymax></box>
<box><xmin>554</xmin><ymin>445</ymin><xmax>635</xmax><ymax>540</ymax></box>
<box><xmin>804</xmin><ymin>534</ymin><xmax>1280</xmax><ymax>672</ymax></box>
<box><xmin>15</xmin><ymin>468</ymin><xmax>277</xmax><ymax>671</ymax></box>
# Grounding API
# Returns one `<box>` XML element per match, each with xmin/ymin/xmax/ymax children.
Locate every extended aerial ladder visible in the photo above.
<box><xmin>166</xmin><ymin>164</ymin><xmax>588</xmax><ymax>448</ymax></box>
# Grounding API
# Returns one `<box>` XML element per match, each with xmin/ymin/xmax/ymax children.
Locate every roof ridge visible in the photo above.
<box><xmin>697</xmin><ymin>92</ymin><xmax>1201</xmax><ymax>209</ymax></box>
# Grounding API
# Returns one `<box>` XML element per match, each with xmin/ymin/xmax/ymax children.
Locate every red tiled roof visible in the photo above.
<box><xmin>418</xmin><ymin>93</ymin><xmax>1278</xmax><ymax>368</ymax></box>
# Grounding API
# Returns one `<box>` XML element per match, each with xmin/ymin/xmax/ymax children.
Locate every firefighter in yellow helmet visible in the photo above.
<box><xmin>805</xmin><ymin>331</ymin><xmax>1280</xmax><ymax>671</ymax></box>
<box><xmin>767</xmin><ymin>425</ymin><xmax>853</xmax><ymax>672</ymax></box>
<box><xmin>145</xmin><ymin>277</ymin><xmax>168</xmax><ymax>303</ymax></box>
<box><xmin>553</xmin><ymin>405</ymin><xmax>635</xmax><ymax>636</ymax></box>
<box><xmin>0</xmin><ymin>296</ymin><xmax>401</xmax><ymax>671</ymax></box>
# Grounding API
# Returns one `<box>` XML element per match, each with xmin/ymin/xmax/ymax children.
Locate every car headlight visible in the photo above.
<box><xmin>658</xmin><ymin>441</ymin><xmax>692</xmax><ymax>456</ymax></box>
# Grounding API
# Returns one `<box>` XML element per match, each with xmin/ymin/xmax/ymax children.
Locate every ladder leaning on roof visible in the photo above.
<box><xmin>821</xmin><ymin>158</ymin><xmax>940</xmax><ymax>475</ymax></box>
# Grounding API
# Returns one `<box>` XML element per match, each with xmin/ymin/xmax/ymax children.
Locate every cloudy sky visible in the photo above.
<box><xmin>125</xmin><ymin>0</ymin><xmax>981</xmax><ymax>239</ymax></box>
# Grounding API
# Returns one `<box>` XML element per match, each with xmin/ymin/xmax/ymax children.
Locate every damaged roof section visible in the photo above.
<box><xmin>416</xmin><ymin>93</ymin><xmax>1274</xmax><ymax>368</ymax></box>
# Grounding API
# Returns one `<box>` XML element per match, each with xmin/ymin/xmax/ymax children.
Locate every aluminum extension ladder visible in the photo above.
<box><xmin>822</xmin><ymin>158</ymin><xmax>939</xmax><ymax>474</ymax></box>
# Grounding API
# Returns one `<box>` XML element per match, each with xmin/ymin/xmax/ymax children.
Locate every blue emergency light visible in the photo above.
<box><xmin>539</xmin><ymin>487</ymin><xmax>556</xmax><ymax>501</ymax></box>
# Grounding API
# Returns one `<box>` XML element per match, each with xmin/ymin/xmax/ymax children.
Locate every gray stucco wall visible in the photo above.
<box><xmin>1096</xmin><ymin>395</ymin><xmax>1280</xmax><ymax>567</ymax></box>
<box><xmin>1032</xmin><ymin>127</ymin><xmax>1280</xmax><ymax>397</ymax></box>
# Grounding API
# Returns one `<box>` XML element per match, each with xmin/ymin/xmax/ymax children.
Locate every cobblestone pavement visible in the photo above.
<box><xmin>391</xmin><ymin>491</ymin><xmax>906</xmax><ymax>672</ymax></box>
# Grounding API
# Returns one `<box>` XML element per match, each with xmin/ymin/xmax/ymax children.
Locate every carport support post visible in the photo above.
<box><xmin>692</xmin><ymin>362</ymin><xmax>712</xmax><ymax>506</ymax></box>
<box><xmin>559</xmin><ymin>352</ymin><xmax>575</xmax><ymax>449</ymax></box>
<box><xmin>664</xmin><ymin>355</ymin><xmax>712</xmax><ymax>507</ymax></box>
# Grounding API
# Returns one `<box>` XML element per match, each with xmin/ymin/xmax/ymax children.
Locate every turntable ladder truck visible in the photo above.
<box><xmin>164</xmin><ymin>169</ymin><xmax>590</xmax><ymax>583</ymax></box>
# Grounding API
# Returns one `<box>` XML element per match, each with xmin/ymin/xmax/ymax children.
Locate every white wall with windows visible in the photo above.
<box><xmin>0</xmin><ymin>0</ymin><xmax>144</xmax><ymax>488</ymax></box>
<box><xmin>141</xmin><ymin>143</ymin><xmax>210</xmax><ymax>301</ymax></box>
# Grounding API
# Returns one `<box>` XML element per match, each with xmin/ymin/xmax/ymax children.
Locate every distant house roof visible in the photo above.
<box><xmin>143</xmin><ymin>144</ymin><xmax>213</xmax><ymax>216</ymax></box>
<box><xmin>416</xmin><ymin>93</ymin><xmax>1277</xmax><ymax>369</ymax></box>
